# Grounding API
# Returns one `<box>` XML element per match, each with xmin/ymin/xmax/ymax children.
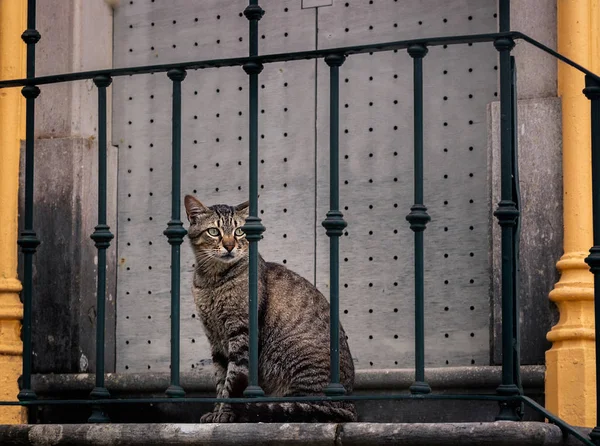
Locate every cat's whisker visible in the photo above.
<box><xmin>195</xmin><ymin>253</ymin><xmax>216</xmax><ymax>269</ymax></box>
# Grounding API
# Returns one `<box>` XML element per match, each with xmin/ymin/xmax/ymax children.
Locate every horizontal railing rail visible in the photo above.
<box><xmin>0</xmin><ymin>32</ymin><xmax>598</xmax><ymax>89</ymax></box>
<box><xmin>2</xmin><ymin>0</ymin><xmax>600</xmax><ymax>445</ymax></box>
<box><xmin>0</xmin><ymin>394</ymin><xmax>518</xmax><ymax>406</ymax></box>
<box><xmin>521</xmin><ymin>396</ymin><xmax>595</xmax><ymax>446</ymax></box>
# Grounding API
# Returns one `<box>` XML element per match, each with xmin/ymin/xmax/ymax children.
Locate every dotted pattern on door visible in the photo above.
<box><xmin>112</xmin><ymin>0</ymin><xmax>497</xmax><ymax>373</ymax></box>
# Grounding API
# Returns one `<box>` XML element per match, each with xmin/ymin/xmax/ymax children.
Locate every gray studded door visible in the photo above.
<box><xmin>112</xmin><ymin>0</ymin><xmax>497</xmax><ymax>373</ymax></box>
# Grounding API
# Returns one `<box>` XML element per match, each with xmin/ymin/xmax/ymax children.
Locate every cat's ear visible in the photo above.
<box><xmin>184</xmin><ymin>195</ymin><xmax>208</xmax><ymax>223</ymax></box>
<box><xmin>235</xmin><ymin>200</ymin><xmax>250</xmax><ymax>218</ymax></box>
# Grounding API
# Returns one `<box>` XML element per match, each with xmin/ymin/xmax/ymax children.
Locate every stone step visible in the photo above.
<box><xmin>0</xmin><ymin>422</ymin><xmax>589</xmax><ymax>446</ymax></box>
<box><xmin>27</xmin><ymin>366</ymin><xmax>546</xmax><ymax>424</ymax></box>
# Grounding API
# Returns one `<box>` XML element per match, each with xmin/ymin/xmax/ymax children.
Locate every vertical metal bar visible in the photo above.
<box><xmin>18</xmin><ymin>88</ymin><xmax>39</xmax><ymax>403</ymax></box>
<box><xmin>499</xmin><ymin>0</ymin><xmax>510</xmax><ymax>33</ymax></box>
<box><xmin>494</xmin><ymin>0</ymin><xmax>520</xmax><ymax>421</ymax></box>
<box><xmin>242</xmin><ymin>0</ymin><xmax>265</xmax><ymax>398</ymax></box>
<box><xmin>164</xmin><ymin>68</ymin><xmax>187</xmax><ymax>398</ymax></box>
<box><xmin>510</xmin><ymin>56</ymin><xmax>524</xmax><ymax>419</ymax></box>
<box><xmin>584</xmin><ymin>75</ymin><xmax>600</xmax><ymax>445</ymax></box>
<box><xmin>88</xmin><ymin>75</ymin><xmax>114</xmax><ymax>423</ymax></box>
<box><xmin>323</xmin><ymin>54</ymin><xmax>347</xmax><ymax>396</ymax></box>
<box><xmin>16</xmin><ymin>0</ymin><xmax>41</xmax><ymax>403</ymax></box>
<box><xmin>406</xmin><ymin>44</ymin><xmax>431</xmax><ymax>395</ymax></box>
<box><xmin>23</xmin><ymin>0</ymin><xmax>38</xmax><ymax>81</ymax></box>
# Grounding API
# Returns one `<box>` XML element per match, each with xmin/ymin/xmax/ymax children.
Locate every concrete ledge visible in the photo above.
<box><xmin>342</xmin><ymin>422</ymin><xmax>587</xmax><ymax>446</ymax></box>
<box><xmin>31</xmin><ymin>366</ymin><xmax>545</xmax><ymax>393</ymax></box>
<box><xmin>26</xmin><ymin>366</ymin><xmax>546</xmax><ymax>424</ymax></box>
<box><xmin>0</xmin><ymin>422</ymin><xmax>588</xmax><ymax>446</ymax></box>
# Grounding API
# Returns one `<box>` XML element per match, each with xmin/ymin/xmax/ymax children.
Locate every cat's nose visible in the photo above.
<box><xmin>223</xmin><ymin>240</ymin><xmax>235</xmax><ymax>252</ymax></box>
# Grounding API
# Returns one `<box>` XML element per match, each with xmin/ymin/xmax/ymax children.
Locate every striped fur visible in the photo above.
<box><xmin>184</xmin><ymin>195</ymin><xmax>356</xmax><ymax>423</ymax></box>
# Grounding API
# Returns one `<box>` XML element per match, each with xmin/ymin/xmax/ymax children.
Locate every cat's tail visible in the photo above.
<box><xmin>233</xmin><ymin>400</ymin><xmax>357</xmax><ymax>423</ymax></box>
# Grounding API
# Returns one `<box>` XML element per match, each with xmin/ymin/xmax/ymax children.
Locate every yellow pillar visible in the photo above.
<box><xmin>546</xmin><ymin>0</ymin><xmax>600</xmax><ymax>428</ymax></box>
<box><xmin>0</xmin><ymin>0</ymin><xmax>27</xmax><ymax>424</ymax></box>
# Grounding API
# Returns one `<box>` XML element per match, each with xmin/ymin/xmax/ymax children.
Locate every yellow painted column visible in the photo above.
<box><xmin>546</xmin><ymin>0</ymin><xmax>600</xmax><ymax>428</ymax></box>
<box><xmin>0</xmin><ymin>0</ymin><xmax>27</xmax><ymax>424</ymax></box>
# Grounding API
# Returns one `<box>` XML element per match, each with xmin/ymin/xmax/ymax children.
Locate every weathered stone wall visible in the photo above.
<box><xmin>19</xmin><ymin>0</ymin><xmax>116</xmax><ymax>374</ymax></box>
<box><xmin>28</xmin><ymin>366</ymin><xmax>544</xmax><ymax>423</ymax></box>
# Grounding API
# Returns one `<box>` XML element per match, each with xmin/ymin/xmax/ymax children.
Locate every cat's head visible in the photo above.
<box><xmin>184</xmin><ymin>195</ymin><xmax>249</xmax><ymax>269</ymax></box>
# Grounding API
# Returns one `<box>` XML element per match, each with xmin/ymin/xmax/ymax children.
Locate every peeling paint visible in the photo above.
<box><xmin>79</xmin><ymin>353</ymin><xmax>89</xmax><ymax>372</ymax></box>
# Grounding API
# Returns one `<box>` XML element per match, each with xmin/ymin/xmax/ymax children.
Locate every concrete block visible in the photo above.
<box><xmin>35</xmin><ymin>0</ymin><xmax>113</xmax><ymax>138</ymax></box>
<box><xmin>18</xmin><ymin>0</ymin><xmax>117</xmax><ymax>374</ymax></box>
<box><xmin>488</xmin><ymin>97</ymin><xmax>562</xmax><ymax>365</ymax></box>
<box><xmin>19</xmin><ymin>137</ymin><xmax>118</xmax><ymax>373</ymax></box>
<box><xmin>511</xmin><ymin>0</ymin><xmax>558</xmax><ymax>99</ymax></box>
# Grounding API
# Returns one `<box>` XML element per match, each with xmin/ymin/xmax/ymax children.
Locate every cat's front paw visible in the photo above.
<box><xmin>199</xmin><ymin>411</ymin><xmax>216</xmax><ymax>423</ymax></box>
<box><xmin>200</xmin><ymin>410</ymin><xmax>237</xmax><ymax>423</ymax></box>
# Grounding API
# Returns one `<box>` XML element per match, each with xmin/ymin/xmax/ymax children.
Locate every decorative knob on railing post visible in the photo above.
<box><xmin>241</xmin><ymin>216</ymin><xmax>265</xmax><ymax>243</ymax></box>
<box><xmin>322</xmin><ymin>210</ymin><xmax>347</xmax><ymax>237</ymax></box>
<box><xmin>493</xmin><ymin>36</ymin><xmax>516</xmax><ymax>53</ymax></box>
<box><xmin>324</xmin><ymin>53</ymin><xmax>346</xmax><ymax>68</ymax></box>
<box><xmin>407</xmin><ymin>43</ymin><xmax>428</xmax><ymax>60</ymax></box>
<box><xmin>243</xmin><ymin>3</ymin><xmax>265</xmax><ymax>21</ymax></box>
<box><xmin>243</xmin><ymin>61</ymin><xmax>264</xmax><ymax>76</ymax></box>
<box><xmin>21</xmin><ymin>84</ymin><xmax>40</xmax><ymax>100</ymax></box>
<box><xmin>405</xmin><ymin>204</ymin><xmax>430</xmax><ymax>232</ymax></box>
<box><xmin>90</xmin><ymin>224</ymin><xmax>114</xmax><ymax>249</ymax></box>
<box><xmin>17</xmin><ymin>229</ymin><xmax>41</xmax><ymax>254</ymax></box>
<box><xmin>164</xmin><ymin>222</ymin><xmax>187</xmax><ymax>245</ymax></box>
<box><xmin>493</xmin><ymin>200</ymin><xmax>519</xmax><ymax>227</ymax></box>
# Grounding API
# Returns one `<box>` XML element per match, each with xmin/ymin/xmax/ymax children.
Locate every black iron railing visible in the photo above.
<box><xmin>1</xmin><ymin>1</ymin><xmax>600</xmax><ymax>445</ymax></box>
<box><xmin>164</xmin><ymin>68</ymin><xmax>188</xmax><ymax>401</ymax></box>
<box><xmin>405</xmin><ymin>42</ymin><xmax>430</xmax><ymax>396</ymax></box>
<box><xmin>88</xmin><ymin>74</ymin><xmax>114</xmax><ymax>423</ymax></box>
<box><xmin>241</xmin><ymin>0</ymin><xmax>266</xmax><ymax>399</ymax></box>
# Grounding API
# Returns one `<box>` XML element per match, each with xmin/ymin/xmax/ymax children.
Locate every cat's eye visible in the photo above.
<box><xmin>206</xmin><ymin>228</ymin><xmax>220</xmax><ymax>237</ymax></box>
<box><xmin>234</xmin><ymin>228</ymin><xmax>245</xmax><ymax>237</ymax></box>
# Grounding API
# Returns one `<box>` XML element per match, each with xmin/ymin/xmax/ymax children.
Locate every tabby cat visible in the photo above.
<box><xmin>184</xmin><ymin>195</ymin><xmax>356</xmax><ymax>423</ymax></box>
